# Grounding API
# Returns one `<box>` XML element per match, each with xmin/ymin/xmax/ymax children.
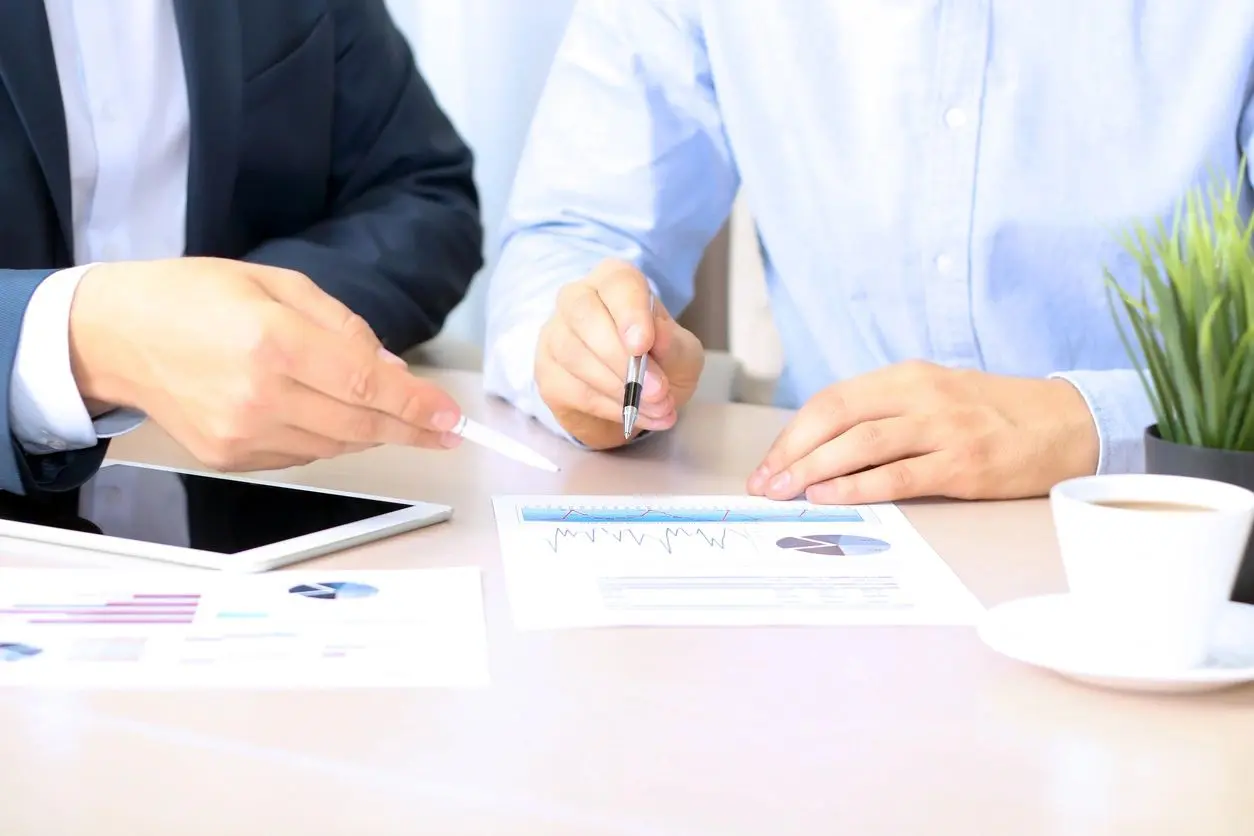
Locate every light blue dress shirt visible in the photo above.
<box><xmin>484</xmin><ymin>0</ymin><xmax>1254</xmax><ymax>474</ymax></box>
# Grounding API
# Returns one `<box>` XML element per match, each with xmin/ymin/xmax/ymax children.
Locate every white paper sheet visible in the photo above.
<box><xmin>492</xmin><ymin>496</ymin><xmax>984</xmax><ymax>629</ymax></box>
<box><xmin>0</xmin><ymin>568</ymin><xmax>489</xmax><ymax>689</ymax></box>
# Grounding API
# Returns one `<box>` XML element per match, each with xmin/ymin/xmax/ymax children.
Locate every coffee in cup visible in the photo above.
<box><xmin>1050</xmin><ymin>473</ymin><xmax>1254</xmax><ymax>671</ymax></box>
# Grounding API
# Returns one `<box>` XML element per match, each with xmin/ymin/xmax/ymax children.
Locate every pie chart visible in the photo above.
<box><xmin>288</xmin><ymin>581</ymin><xmax>379</xmax><ymax>601</ymax></box>
<box><xmin>775</xmin><ymin>534</ymin><xmax>890</xmax><ymax>556</ymax></box>
<box><xmin>0</xmin><ymin>643</ymin><xmax>42</xmax><ymax>662</ymax></box>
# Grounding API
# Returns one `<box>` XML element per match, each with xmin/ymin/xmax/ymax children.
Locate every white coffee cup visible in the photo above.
<box><xmin>1049</xmin><ymin>473</ymin><xmax>1254</xmax><ymax>671</ymax></box>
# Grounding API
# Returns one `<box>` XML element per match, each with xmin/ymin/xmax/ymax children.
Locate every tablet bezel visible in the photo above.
<box><xmin>0</xmin><ymin>460</ymin><xmax>452</xmax><ymax>572</ymax></box>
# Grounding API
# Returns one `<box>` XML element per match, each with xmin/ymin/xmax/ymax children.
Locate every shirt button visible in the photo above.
<box><xmin>935</xmin><ymin>254</ymin><xmax>954</xmax><ymax>273</ymax></box>
<box><xmin>943</xmin><ymin>107</ymin><xmax>967</xmax><ymax>128</ymax></box>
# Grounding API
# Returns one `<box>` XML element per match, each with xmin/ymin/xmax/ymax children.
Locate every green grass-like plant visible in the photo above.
<box><xmin>1106</xmin><ymin>163</ymin><xmax>1254</xmax><ymax>451</ymax></box>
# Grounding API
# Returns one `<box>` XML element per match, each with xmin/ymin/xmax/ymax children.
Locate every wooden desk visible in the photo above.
<box><xmin>0</xmin><ymin>369</ymin><xmax>1250</xmax><ymax>835</ymax></box>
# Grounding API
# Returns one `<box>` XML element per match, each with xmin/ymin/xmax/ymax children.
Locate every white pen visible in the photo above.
<box><xmin>450</xmin><ymin>415</ymin><xmax>561</xmax><ymax>473</ymax></box>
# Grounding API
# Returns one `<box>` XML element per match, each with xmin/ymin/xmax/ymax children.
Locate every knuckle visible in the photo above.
<box><xmin>853</xmin><ymin>421</ymin><xmax>885</xmax><ymax>451</ymax></box>
<box><xmin>590</xmin><ymin>258</ymin><xmax>639</xmax><ymax>288</ymax></box>
<box><xmin>347</xmin><ymin>409</ymin><xmax>384</xmax><ymax>442</ymax></box>
<box><xmin>900</xmin><ymin>358</ymin><xmax>936</xmax><ymax>377</ymax></box>
<box><xmin>948</xmin><ymin>462</ymin><xmax>984</xmax><ymax>499</ymax></box>
<box><xmin>534</xmin><ymin>343</ymin><xmax>562</xmax><ymax>400</ymax></box>
<box><xmin>536</xmin><ymin>323</ymin><xmax>559</xmax><ymax>368</ymax></box>
<box><xmin>557</xmin><ymin>282</ymin><xmax>592</xmax><ymax>315</ymax></box>
<box><xmin>899</xmin><ymin>358</ymin><xmax>939</xmax><ymax>387</ymax></box>
<box><xmin>931</xmin><ymin>410</ymin><xmax>966</xmax><ymax>440</ymax></box>
<box><xmin>198</xmin><ymin>441</ymin><xmax>244</xmax><ymax>473</ymax></box>
<box><xmin>210</xmin><ymin>406</ymin><xmax>257</xmax><ymax>447</ymax></box>
<box><xmin>570</xmin><ymin>378</ymin><xmax>601</xmax><ymax>414</ymax></box>
<box><xmin>241</xmin><ymin>312</ymin><xmax>287</xmax><ymax>371</ymax></box>
<box><xmin>547</xmin><ymin>323</ymin><xmax>583</xmax><ymax>364</ymax></box>
<box><xmin>397</xmin><ymin>390</ymin><xmax>432</xmax><ymax>427</ymax></box>
<box><xmin>315</xmin><ymin>438</ymin><xmax>352</xmax><ymax>460</ymax></box>
<box><xmin>818</xmin><ymin>388</ymin><xmax>850</xmax><ymax>418</ymax></box>
<box><xmin>346</xmin><ymin>363</ymin><xmax>379</xmax><ymax>405</ymax></box>
<box><xmin>559</xmin><ymin>285</ymin><xmax>605</xmax><ymax>331</ymax></box>
<box><xmin>958</xmin><ymin>432</ymin><xmax>993</xmax><ymax>468</ymax></box>
<box><xmin>338</xmin><ymin>312</ymin><xmax>376</xmax><ymax>345</ymax></box>
<box><xmin>884</xmin><ymin>462</ymin><xmax>916</xmax><ymax>494</ymax></box>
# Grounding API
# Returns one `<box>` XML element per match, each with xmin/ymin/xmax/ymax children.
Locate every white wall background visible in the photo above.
<box><xmin>383</xmin><ymin>0</ymin><xmax>578</xmax><ymax>347</ymax></box>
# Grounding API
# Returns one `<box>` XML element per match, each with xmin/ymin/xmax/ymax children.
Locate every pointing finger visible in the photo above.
<box><xmin>270</xmin><ymin>308</ymin><xmax>463</xmax><ymax>433</ymax></box>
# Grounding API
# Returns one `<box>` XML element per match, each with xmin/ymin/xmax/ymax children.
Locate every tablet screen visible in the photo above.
<box><xmin>0</xmin><ymin>464</ymin><xmax>410</xmax><ymax>554</ymax></box>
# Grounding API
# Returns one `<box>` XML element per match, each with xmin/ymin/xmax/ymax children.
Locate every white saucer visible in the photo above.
<box><xmin>978</xmin><ymin>593</ymin><xmax>1254</xmax><ymax>694</ymax></box>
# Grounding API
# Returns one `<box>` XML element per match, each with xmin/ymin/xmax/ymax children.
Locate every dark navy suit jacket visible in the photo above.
<box><xmin>0</xmin><ymin>0</ymin><xmax>483</xmax><ymax>495</ymax></box>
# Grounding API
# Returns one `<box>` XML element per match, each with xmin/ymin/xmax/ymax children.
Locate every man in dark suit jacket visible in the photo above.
<box><xmin>0</xmin><ymin>0</ymin><xmax>483</xmax><ymax>496</ymax></box>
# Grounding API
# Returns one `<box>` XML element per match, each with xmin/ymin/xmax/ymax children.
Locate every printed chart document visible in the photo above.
<box><xmin>0</xmin><ymin>568</ymin><xmax>489</xmax><ymax>689</ymax></box>
<box><xmin>492</xmin><ymin>496</ymin><xmax>984</xmax><ymax>629</ymax></box>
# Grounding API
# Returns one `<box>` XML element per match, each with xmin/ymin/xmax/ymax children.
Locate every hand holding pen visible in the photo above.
<box><xmin>531</xmin><ymin>259</ymin><xmax>706</xmax><ymax>449</ymax></box>
<box><xmin>621</xmin><ymin>295</ymin><xmax>654</xmax><ymax>438</ymax></box>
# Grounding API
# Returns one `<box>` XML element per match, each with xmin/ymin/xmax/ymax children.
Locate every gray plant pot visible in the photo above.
<box><xmin>1143</xmin><ymin>425</ymin><xmax>1254</xmax><ymax>604</ymax></box>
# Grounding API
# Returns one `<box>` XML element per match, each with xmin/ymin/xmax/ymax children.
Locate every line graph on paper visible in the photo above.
<box><xmin>542</xmin><ymin>526</ymin><xmax>754</xmax><ymax>556</ymax></box>
<box><xmin>519</xmin><ymin>504</ymin><xmax>874</xmax><ymax>525</ymax></box>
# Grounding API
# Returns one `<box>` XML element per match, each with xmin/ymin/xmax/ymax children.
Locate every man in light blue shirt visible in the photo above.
<box><xmin>484</xmin><ymin>0</ymin><xmax>1254</xmax><ymax>504</ymax></box>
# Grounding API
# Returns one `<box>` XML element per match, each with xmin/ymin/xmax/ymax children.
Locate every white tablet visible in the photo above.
<box><xmin>0</xmin><ymin>461</ymin><xmax>452</xmax><ymax>572</ymax></box>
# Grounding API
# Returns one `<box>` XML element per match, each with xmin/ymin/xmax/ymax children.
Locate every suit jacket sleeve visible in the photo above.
<box><xmin>244</xmin><ymin>0</ymin><xmax>483</xmax><ymax>353</ymax></box>
<box><xmin>0</xmin><ymin>269</ymin><xmax>108</xmax><ymax>495</ymax></box>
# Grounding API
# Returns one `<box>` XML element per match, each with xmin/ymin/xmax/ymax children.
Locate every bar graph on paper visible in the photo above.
<box><xmin>493</xmin><ymin>495</ymin><xmax>984</xmax><ymax>629</ymax></box>
<box><xmin>0</xmin><ymin>591</ymin><xmax>201</xmax><ymax>625</ymax></box>
<box><xmin>0</xmin><ymin>568</ymin><xmax>489</xmax><ymax>689</ymax></box>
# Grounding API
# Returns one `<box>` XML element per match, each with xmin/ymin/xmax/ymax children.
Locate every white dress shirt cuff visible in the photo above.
<box><xmin>10</xmin><ymin>264</ymin><xmax>146</xmax><ymax>455</ymax></box>
<box><xmin>1047</xmin><ymin>368</ymin><xmax>1155</xmax><ymax>475</ymax></box>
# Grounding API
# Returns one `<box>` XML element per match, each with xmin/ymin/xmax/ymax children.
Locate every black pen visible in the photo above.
<box><xmin>622</xmin><ymin>294</ymin><xmax>656</xmax><ymax>438</ymax></box>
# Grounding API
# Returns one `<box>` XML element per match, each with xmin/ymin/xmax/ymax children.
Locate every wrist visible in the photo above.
<box><xmin>67</xmin><ymin>263</ymin><xmax>139</xmax><ymax>409</ymax></box>
<box><xmin>1048</xmin><ymin>377</ymin><xmax>1101</xmax><ymax>477</ymax></box>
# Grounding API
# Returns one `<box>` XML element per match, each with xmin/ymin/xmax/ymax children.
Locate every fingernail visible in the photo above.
<box><xmin>643</xmin><ymin>370</ymin><xmax>661</xmax><ymax>398</ymax></box>
<box><xmin>431</xmin><ymin>411</ymin><xmax>461</xmax><ymax>432</ymax></box>
<box><xmin>747</xmin><ymin>466</ymin><xmax>769</xmax><ymax>493</ymax></box>
<box><xmin>439</xmin><ymin>432</ymin><xmax>462</xmax><ymax>448</ymax></box>
<box><xmin>625</xmin><ymin>325</ymin><xmax>645</xmax><ymax>351</ymax></box>
<box><xmin>769</xmin><ymin>471</ymin><xmax>791</xmax><ymax>494</ymax></box>
<box><xmin>378</xmin><ymin>347</ymin><xmax>407</xmax><ymax>366</ymax></box>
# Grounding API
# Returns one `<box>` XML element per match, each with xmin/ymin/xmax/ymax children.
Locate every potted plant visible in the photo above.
<box><xmin>1107</xmin><ymin>165</ymin><xmax>1254</xmax><ymax>604</ymax></box>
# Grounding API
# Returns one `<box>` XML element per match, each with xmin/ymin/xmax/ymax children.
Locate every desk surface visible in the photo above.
<box><xmin>0</xmin><ymin>369</ymin><xmax>1250</xmax><ymax>836</ymax></box>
